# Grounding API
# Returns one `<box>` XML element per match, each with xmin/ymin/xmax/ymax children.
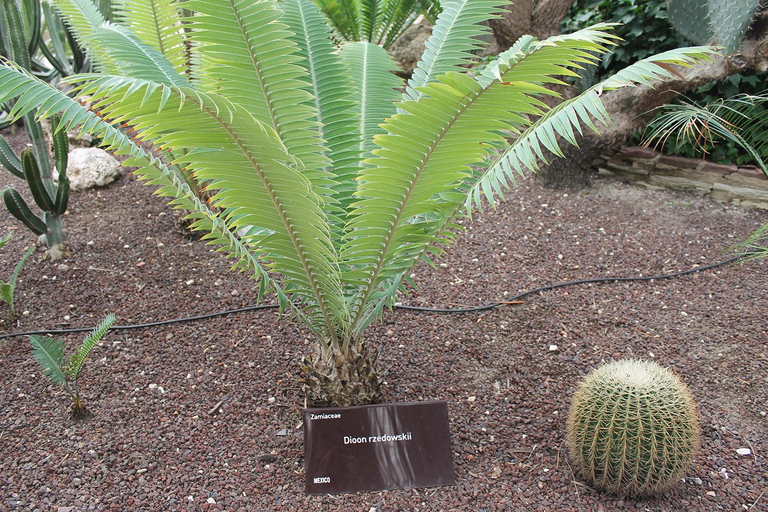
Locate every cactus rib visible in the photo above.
<box><xmin>2</xmin><ymin>187</ymin><xmax>47</xmax><ymax>235</ymax></box>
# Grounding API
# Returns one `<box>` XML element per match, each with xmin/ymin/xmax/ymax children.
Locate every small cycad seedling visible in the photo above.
<box><xmin>566</xmin><ymin>359</ymin><xmax>700</xmax><ymax>497</ymax></box>
<box><xmin>0</xmin><ymin>233</ymin><xmax>34</xmax><ymax>319</ymax></box>
<box><xmin>29</xmin><ymin>313</ymin><xmax>116</xmax><ymax>420</ymax></box>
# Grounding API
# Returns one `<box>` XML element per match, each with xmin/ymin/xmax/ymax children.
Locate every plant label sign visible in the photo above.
<box><xmin>303</xmin><ymin>400</ymin><xmax>455</xmax><ymax>494</ymax></box>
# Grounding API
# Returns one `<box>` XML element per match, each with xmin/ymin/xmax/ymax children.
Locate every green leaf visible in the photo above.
<box><xmin>280</xmin><ymin>0</ymin><xmax>362</xmax><ymax>211</ymax></box>
<box><xmin>67</xmin><ymin>313</ymin><xmax>116</xmax><ymax>380</ymax></box>
<box><xmin>30</xmin><ymin>335</ymin><xmax>68</xmax><ymax>386</ymax></box>
<box><xmin>187</xmin><ymin>0</ymin><xmax>329</xmax><ymax>175</ymax></box>
<box><xmin>468</xmin><ymin>44</ymin><xmax>720</xmax><ymax>211</ymax></box>
<box><xmin>404</xmin><ymin>0</ymin><xmax>504</xmax><ymax>102</ymax></box>
<box><xmin>55</xmin><ymin>0</ymin><xmax>190</xmax><ymax>87</ymax></box>
<box><xmin>338</xmin><ymin>41</ymin><xmax>403</xmax><ymax>166</ymax></box>
<box><xmin>113</xmin><ymin>0</ymin><xmax>189</xmax><ymax>76</ymax></box>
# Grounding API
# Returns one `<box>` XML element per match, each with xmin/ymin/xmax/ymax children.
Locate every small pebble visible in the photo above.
<box><xmin>207</xmin><ymin>497</ymin><xmax>216</xmax><ymax>504</ymax></box>
<box><xmin>185</xmin><ymin>279</ymin><xmax>195</xmax><ymax>285</ymax></box>
<box><xmin>268</xmin><ymin>397</ymin><xmax>276</xmax><ymax>404</ymax></box>
<box><xmin>467</xmin><ymin>396</ymin><xmax>476</xmax><ymax>403</ymax></box>
<box><xmin>548</xmin><ymin>344</ymin><xmax>558</xmax><ymax>352</ymax></box>
<box><xmin>736</xmin><ymin>448</ymin><xmax>751</xmax><ymax>456</ymax></box>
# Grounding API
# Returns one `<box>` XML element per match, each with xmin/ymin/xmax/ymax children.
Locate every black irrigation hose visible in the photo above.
<box><xmin>0</xmin><ymin>253</ymin><xmax>749</xmax><ymax>340</ymax></box>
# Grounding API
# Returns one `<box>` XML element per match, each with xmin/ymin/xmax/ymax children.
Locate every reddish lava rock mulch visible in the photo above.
<box><xmin>1</xmin><ymin>125</ymin><xmax>766</xmax><ymax>511</ymax></box>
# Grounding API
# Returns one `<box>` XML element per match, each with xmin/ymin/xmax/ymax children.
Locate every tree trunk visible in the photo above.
<box><xmin>538</xmin><ymin>34</ymin><xmax>768</xmax><ymax>190</ymax></box>
<box><xmin>301</xmin><ymin>340</ymin><xmax>382</xmax><ymax>407</ymax></box>
<box><xmin>487</xmin><ymin>0</ymin><xmax>576</xmax><ymax>50</ymax></box>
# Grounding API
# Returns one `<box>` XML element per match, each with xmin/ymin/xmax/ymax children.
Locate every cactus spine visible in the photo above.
<box><xmin>566</xmin><ymin>359</ymin><xmax>700</xmax><ymax>497</ymax></box>
<box><xmin>0</xmin><ymin>0</ymin><xmax>70</xmax><ymax>260</ymax></box>
<box><xmin>667</xmin><ymin>0</ymin><xmax>761</xmax><ymax>54</ymax></box>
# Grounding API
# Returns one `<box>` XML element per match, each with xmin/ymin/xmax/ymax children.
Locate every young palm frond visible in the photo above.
<box><xmin>644</xmin><ymin>92</ymin><xmax>768</xmax><ymax>177</ymax></box>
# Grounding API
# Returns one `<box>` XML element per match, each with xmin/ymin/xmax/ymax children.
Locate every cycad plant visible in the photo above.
<box><xmin>0</xmin><ymin>0</ymin><xmax>716</xmax><ymax>406</ymax></box>
<box><xmin>29</xmin><ymin>313</ymin><xmax>116</xmax><ymax>419</ymax></box>
<box><xmin>311</xmin><ymin>0</ymin><xmax>441</xmax><ymax>48</ymax></box>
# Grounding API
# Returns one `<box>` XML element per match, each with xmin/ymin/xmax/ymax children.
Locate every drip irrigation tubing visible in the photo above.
<box><xmin>0</xmin><ymin>253</ymin><xmax>749</xmax><ymax>340</ymax></box>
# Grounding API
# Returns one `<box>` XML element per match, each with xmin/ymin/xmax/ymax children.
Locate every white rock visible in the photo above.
<box><xmin>57</xmin><ymin>148</ymin><xmax>120</xmax><ymax>191</ymax></box>
<box><xmin>207</xmin><ymin>497</ymin><xmax>216</xmax><ymax>504</ymax></box>
<box><xmin>736</xmin><ymin>448</ymin><xmax>752</xmax><ymax>456</ymax></box>
<box><xmin>548</xmin><ymin>344</ymin><xmax>558</xmax><ymax>352</ymax></box>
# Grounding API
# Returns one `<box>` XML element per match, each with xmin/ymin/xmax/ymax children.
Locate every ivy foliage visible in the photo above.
<box><xmin>563</xmin><ymin>0</ymin><xmax>768</xmax><ymax>166</ymax></box>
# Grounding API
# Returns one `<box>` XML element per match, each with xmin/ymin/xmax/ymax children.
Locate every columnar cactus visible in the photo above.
<box><xmin>0</xmin><ymin>0</ymin><xmax>71</xmax><ymax>260</ymax></box>
<box><xmin>566</xmin><ymin>359</ymin><xmax>701</xmax><ymax>497</ymax></box>
<box><xmin>1</xmin><ymin>114</ymin><xmax>70</xmax><ymax>260</ymax></box>
<box><xmin>668</xmin><ymin>0</ymin><xmax>761</xmax><ymax>54</ymax></box>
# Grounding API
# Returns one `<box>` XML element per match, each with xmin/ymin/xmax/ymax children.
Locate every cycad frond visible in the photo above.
<box><xmin>338</xmin><ymin>41</ymin><xmax>403</xmax><ymax>165</ymax></box>
<box><xmin>311</xmin><ymin>0</ymin><xmax>361</xmax><ymax>41</ymax></box>
<box><xmin>346</xmin><ymin>25</ymin><xmax>626</xmax><ymax>324</ymax></box>
<box><xmin>112</xmin><ymin>0</ymin><xmax>189</xmax><ymax>76</ymax></box>
<box><xmin>187</xmin><ymin>0</ymin><xmax>329</xmax><ymax>178</ymax></box>
<box><xmin>29</xmin><ymin>335</ymin><xmax>67</xmax><ymax>386</ymax></box>
<box><xmin>280</xmin><ymin>0</ymin><xmax>362</xmax><ymax>207</ymax></box>
<box><xmin>56</xmin><ymin>0</ymin><xmax>188</xmax><ymax>87</ymax></box>
<box><xmin>404</xmin><ymin>0</ymin><xmax>504</xmax><ymax>102</ymax></box>
<box><xmin>468</xmin><ymin>45</ymin><xmax>720</xmax><ymax>211</ymax></box>
<box><xmin>71</xmin><ymin>74</ymin><xmax>346</xmax><ymax>340</ymax></box>
<box><xmin>0</xmin><ymin>62</ymin><xmax>305</xmax><ymax>324</ymax></box>
<box><xmin>67</xmin><ymin>313</ymin><xmax>116</xmax><ymax>380</ymax></box>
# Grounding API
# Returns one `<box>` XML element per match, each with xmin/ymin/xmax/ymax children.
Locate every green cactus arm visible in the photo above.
<box><xmin>0</xmin><ymin>135</ymin><xmax>23</xmax><ymax>178</ymax></box>
<box><xmin>2</xmin><ymin>187</ymin><xmax>47</xmax><ymax>235</ymax></box>
<box><xmin>51</xmin><ymin>114</ymin><xmax>69</xmax><ymax>175</ymax></box>
<box><xmin>66</xmin><ymin>313</ymin><xmax>116</xmax><ymax>381</ymax></box>
<box><xmin>21</xmin><ymin>149</ymin><xmax>56</xmax><ymax>213</ymax></box>
<box><xmin>29</xmin><ymin>335</ymin><xmax>68</xmax><ymax>387</ymax></box>
<box><xmin>0</xmin><ymin>232</ymin><xmax>10</xmax><ymax>248</ymax></box>
<box><xmin>53</xmin><ymin>176</ymin><xmax>70</xmax><ymax>215</ymax></box>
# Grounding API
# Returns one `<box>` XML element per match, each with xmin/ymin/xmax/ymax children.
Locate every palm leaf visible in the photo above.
<box><xmin>112</xmin><ymin>0</ymin><xmax>189</xmax><ymax>77</ymax></box>
<box><xmin>0</xmin><ymin>61</ymin><xmax>306</xmax><ymax>326</ymax></box>
<box><xmin>403</xmin><ymin>0</ymin><xmax>504</xmax><ymax>102</ymax></box>
<box><xmin>468</xmin><ymin>45</ymin><xmax>720</xmax><ymax>211</ymax></box>
<box><xmin>29</xmin><ymin>335</ymin><xmax>67</xmax><ymax>386</ymax></box>
<box><xmin>311</xmin><ymin>0</ymin><xmax>361</xmax><ymax>41</ymax></box>
<box><xmin>345</xmin><ymin>25</ymin><xmax>639</xmax><ymax>326</ymax></box>
<box><xmin>280</xmin><ymin>0</ymin><xmax>362</xmax><ymax>208</ymax></box>
<box><xmin>56</xmin><ymin>0</ymin><xmax>189</xmax><ymax>87</ymax></box>
<box><xmin>67</xmin><ymin>313</ymin><xmax>116</xmax><ymax>380</ymax></box>
<box><xmin>66</xmin><ymin>314</ymin><xmax>114</xmax><ymax>379</ymax></box>
<box><xmin>338</xmin><ymin>41</ymin><xmax>403</xmax><ymax>166</ymax></box>
<box><xmin>187</xmin><ymin>0</ymin><xmax>330</xmax><ymax>184</ymax></box>
<box><xmin>71</xmin><ymin>74</ymin><xmax>346</xmax><ymax>340</ymax></box>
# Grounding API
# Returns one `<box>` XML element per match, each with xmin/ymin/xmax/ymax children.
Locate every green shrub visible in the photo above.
<box><xmin>567</xmin><ymin>359</ymin><xmax>700</xmax><ymax>497</ymax></box>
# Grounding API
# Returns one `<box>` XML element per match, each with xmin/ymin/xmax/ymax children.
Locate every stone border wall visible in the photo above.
<box><xmin>596</xmin><ymin>146</ymin><xmax>768</xmax><ymax>210</ymax></box>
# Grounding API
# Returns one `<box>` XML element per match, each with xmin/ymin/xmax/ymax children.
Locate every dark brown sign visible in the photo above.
<box><xmin>303</xmin><ymin>400</ymin><xmax>455</xmax><ymax>494</ymax></box>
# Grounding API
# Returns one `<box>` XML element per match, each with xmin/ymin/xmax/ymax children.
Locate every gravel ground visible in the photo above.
<box><xmin>0</xmin><ymin>126</ymin><xmax>767</xmax><ymax>511</ymax></box>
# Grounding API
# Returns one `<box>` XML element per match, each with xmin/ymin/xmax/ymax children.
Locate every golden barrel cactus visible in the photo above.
<box><xmin>566</xmin><ymin>359</ymin><xmax>700</xmax><ymax>497</ymax></box>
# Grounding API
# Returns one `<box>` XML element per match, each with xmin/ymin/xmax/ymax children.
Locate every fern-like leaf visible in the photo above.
<box><xmin>280</xmin><ymin>0</ymin><xmax>362</xmax><ymax>209</ymax></box>
<box><xmin>338</xmin><ymin>42</ymin><xmax>403</xmax><ymax>165</ymax></box>
<box><xmin>0</xmin><ymin>61</ymin><xmax>306</xmax><ymax>328</ymax></box>
<box><xmin>403</xmin><ymin>0</ymin><xmax>504</xmax><ymax>102</ymax></box>
<box><xmin>29</xmin><ymin>335</ymin><xmax>68</xmax><ymax>386</ymax></box>
<box><xmin>467</xmin><ymin>45</ymin><xmax>720</xmax><ymax>211</ymax></box>
<box><xmin>112</xmin><ymin>0</ymin><xmax>189</xmax><ymax>76</ymax></box>
<box><xmin>67</xmin><ymin>313</ymin><xmax>116</xmax><ymax>380</ymax></box>
<box><xmin>187</xmin><ymin>0</ymin><xmax>329</xmax><ymax>178</ymax></box>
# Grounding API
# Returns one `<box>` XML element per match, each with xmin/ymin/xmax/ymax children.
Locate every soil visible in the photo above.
<box><xmin>1</xmin><ymin>124</ymin><xmax>767</xmax><ymax>511</ymax></box>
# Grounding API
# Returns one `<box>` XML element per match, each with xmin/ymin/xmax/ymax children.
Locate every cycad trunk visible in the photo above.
<box><xmin>301</xmin><ymin>340</ymin><xmax>382</xmax><ymax>407</ymax></box>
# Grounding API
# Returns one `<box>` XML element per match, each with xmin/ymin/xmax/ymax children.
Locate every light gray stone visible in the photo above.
<box><xmin>58</xmin><ymin>148</ymin><xmax>120</xmax><ymax>191</ymax></box>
